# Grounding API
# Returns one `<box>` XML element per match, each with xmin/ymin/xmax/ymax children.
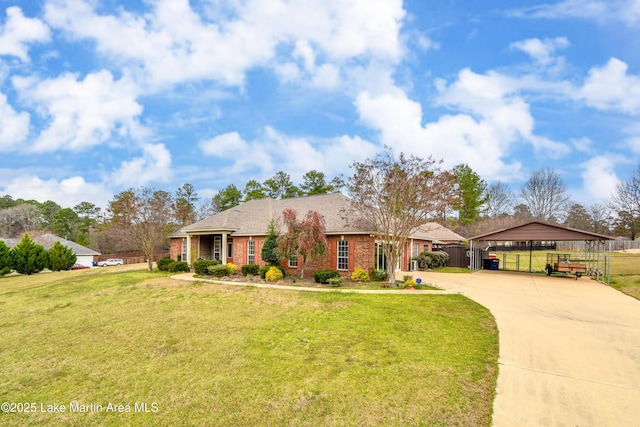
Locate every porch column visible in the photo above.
<box><xmin>186</xmin><ymin>234</ymin><xmax>192</xmax><ymax>266</ymax></box>
<box><xmin>221</xmin><ymin>233</ymin><xmax>227</xmax><ymax>265</ymax></box>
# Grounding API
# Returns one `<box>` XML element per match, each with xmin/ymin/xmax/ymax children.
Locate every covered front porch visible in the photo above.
<box><xmin>184</xmin><ymin>232</ymin><xmax>233</xmax><ymax>265</ymax></box>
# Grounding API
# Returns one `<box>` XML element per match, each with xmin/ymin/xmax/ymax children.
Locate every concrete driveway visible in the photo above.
<box><xmin>409</xmin><ymin>270</ymin><xmax>640</xmax><ymax>427</ymax></box>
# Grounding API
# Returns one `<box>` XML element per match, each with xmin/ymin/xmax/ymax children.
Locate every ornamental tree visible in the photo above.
<box><xmin>345</xmin><ymin>148</ymin><xmax>449</xmax><ymax>285</ymax></box>
<box><xmin>278</xmin><ymin>208</ymin><xmax>327</xmax><ymax>279</ymax></box>
<box><xmin>48</xmin><ymin>241</ymin><xmax>77</xmax><ymax>271</ymax></box>
<box><xmin>11</xmin><ymin>233</ymin><xmax>49</xmax><ymax>275</ymax></box>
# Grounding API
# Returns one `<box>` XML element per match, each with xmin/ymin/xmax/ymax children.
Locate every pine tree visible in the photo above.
<box><xmin>11</xmin><ymin>234</ymin><xmax>49</xmax><ymax>275</ymax></box>
<box><xmin>48</xmin><ymin>241</ymin><xmax>77</xmax><ymax>271</ymax></box>
<box><xmin>0</xmin><ymin>240</ymin><xmax>11</xmax><ymax>275</ymax></box>
<box><xmin>261</xmin><ymin>219</ymin><xmax>282</xmax><ymax>265</ymax></box>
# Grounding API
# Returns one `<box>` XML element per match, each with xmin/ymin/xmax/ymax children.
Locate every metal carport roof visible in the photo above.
<box><xmin>468</xmin><ymin>221</ymin><xmax>613</xmax><ymax>284</ymax></box>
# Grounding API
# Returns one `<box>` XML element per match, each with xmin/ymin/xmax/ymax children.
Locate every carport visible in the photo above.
<box><xmin>469</xmin><ymin>221</ymin><xmax>613</xmax><ymax>285</ymax></box>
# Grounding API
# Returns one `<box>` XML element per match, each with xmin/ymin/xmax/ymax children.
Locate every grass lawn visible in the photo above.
<box><xmin>0</xmin><ymin>268</ymin><xmax>498</xmax><ymax>426</ymax></box>
<box><xmin>491</xmin><ymin>250</ymin><xmax>640</xmax><ymax>300</ymax></box>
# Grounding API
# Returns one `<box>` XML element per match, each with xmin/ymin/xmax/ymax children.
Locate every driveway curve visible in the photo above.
<box><xmin>409</xmin><ymin>270</ymin><xmax>640</xmax><ymax>427</ymax></box>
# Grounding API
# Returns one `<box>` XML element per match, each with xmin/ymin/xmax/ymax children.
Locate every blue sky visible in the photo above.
<box><xmin>1</xmin><ymin>0</ymin><xmax>640</xmax><ymax>209</ymax></box>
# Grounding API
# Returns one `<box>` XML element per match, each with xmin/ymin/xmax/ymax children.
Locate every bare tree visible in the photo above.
<box><xmin>108</xmin><ymin>187</ymin><xmax>176</xmax><ymax>271</ymax></box>
<box><xmin>485</xmin><ymin>182</ymin><xmax>514</xmax><ymax>218</ymax></box>
<box><xmin>610</xmin><ymin>165</ymin><xmax>640</xmax><ymax>239</ymax></box>
<box><xmin>520</xmin><ymin>168</ymin><xmax>570</xmax><ymax>222</ymax></box>
<box><xmin>345</xmin><ymin>149</ymin><xmax>448</xmax><ymax>285</ymax></box>
<box><xmin>0</xmin><ymin>204</ymin><xmax>39</xmax><ymax>237</ymax></box>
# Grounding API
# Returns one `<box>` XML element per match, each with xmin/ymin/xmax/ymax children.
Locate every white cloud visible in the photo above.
<box><xmin>579</xmin><ymin>58</ymin><xmax>640</xmax><ymax>114</ymax></box>
<box><xmin>199</xmin><ymin>126</ymin><xmax>377</xmax><ymax>180</ymax></box>
<box><xmin>0</xmin><ymin>92</ymin><xmax>30</xmax><ymax>150</ymax></box>
<box><xmin>44</xmin><ymin>0</ymin><xmax>405</xmax><ymax>91</ymax></box>
<box><xmin>0</xmin><ymin>6</ymin><xmax>51</xmax><ymax>62</ymax></box>
<box><xmin>354</xmin><ymin>67</ymin><xmax>579</xmax><ymax>181</ymax></box>
<box><xmin>12</xmin><ymin>70</ymin><xmax>144</xmax><ymax>153</ymax></box>
<box><xmin>579</xmin><ymin>155</ymin><xmax>622</xmax><ymax>203</ymax></box>
<box><xmin>110</xmin><ymin>143</ymin><xmax>173</xmax><ymax>188</ymax></box>
<box><xmin>512</xmin><ymin>0</ymin><xmax>640</xmax><ymax>27</ymax></box>
<box><xmin>510</xmin><ymin>37</ymin><xmax>569</xmax><ymax>66</ymax></box>
<box><xmin>2</xmin><ymin>174</ymin><xmax>110</xmax><ymax>208</ymax></box>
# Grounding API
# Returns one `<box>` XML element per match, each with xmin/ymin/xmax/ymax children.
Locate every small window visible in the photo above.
<box><xmin>247</xmin><ymin>240</ymin><xmax>255</xmax><ymax>264</ymax></box>
<box><xmin>288</xmin><ymin>256</ymin><xmax>298</xmax><ymax>268</ymax></box>
<box><xmin>227</xmin><ymin>239</ymin><xmax>233</xmax><ymax>258</ymax></box>
<box><xmin>337</xmin><ymin>240</ymin><xmax>349</xmax><ymax>270</ymax></box>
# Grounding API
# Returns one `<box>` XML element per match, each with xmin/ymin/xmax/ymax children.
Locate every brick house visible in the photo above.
<box><xmin>169</xmin><ymin>193</ymin><xmax>436</xmax><ymax>277</ymax></box>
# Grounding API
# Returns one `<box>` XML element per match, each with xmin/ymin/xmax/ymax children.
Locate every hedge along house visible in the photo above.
<box><xmin>169</xmin><ymin>193</ymin><xmax>436</xmax><ymax>277</ymax></box>
<box><xmin>468</xmin><ymin>221</ymin><xmax>613</xmax><ymax>284</ymax></box>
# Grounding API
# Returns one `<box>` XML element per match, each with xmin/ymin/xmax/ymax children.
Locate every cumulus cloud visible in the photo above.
<box><xmin>579</xmin><ymin>155</ymin><xmax>622</xmax><ymax>203</ymax></box>
<box><xmin>199</xmin><ymin>126</ymin><xmax>378</xmax><ymax>180</ymax></box>
<box><xmin>44</xmin><ymin>0</ymin><xmax>405</xmax><ymax>91</ymax></box>
<box><xmin>355</xmin><ymin>67</ymin><xmax>572</xmax><ymax>182</ymax></box>
<box><xmin>578</xmin><ymin>58</ymin><xmax>640</xmax><ymax>114</ymax></box>
<box><xmin>511</xmin><ymin>0</ymin><xmax>640</xmax><ymax>27</ymax></box>
<box><xmin>0</xmin><ymin>6</ymin><xmax>51</xmax><ymax>62</ymax></box>
<box><xmin>2</xmin><ymin>174</ymin><xmax>110</xmax><ymax>208</ymax></box>
<box><xmin>110</xmin><ymin>143</ymin><xmax>173</xmax><ymax>187</ymax></box>
<box><xmin>0</xmin><ymin>92</ymin><xmax>30</xmax><ymax>150</ymax></box>
<box><xmin>510</xmin><ymin>37</ymin><xmax>569</xmax><ymax>68</ymax></box>
<box><xmin>12</xmin><ymin>70</ymin><xmax>145</xmax><ymax>153</ymax></box>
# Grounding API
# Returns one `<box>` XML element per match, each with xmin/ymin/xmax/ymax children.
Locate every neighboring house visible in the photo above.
<box><xmin>169</xmin><ymin>193</ymin><xmax>442</xmax><ymax>277</ymax></box>
<box><xmin>1</xmin><ymin>233</ymin><xmax>101</xmax><ymax>267</ymax></box>
<box><xmin>419</xmin><ymin>222</ymin><xmax>466</xmax><ymax>247</ymax></box>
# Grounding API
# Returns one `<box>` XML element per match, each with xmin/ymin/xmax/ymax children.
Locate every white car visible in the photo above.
<box><xmin>98</xmin><ymin>258</ymin><xmax>124</xmax><ymax>267</ymax></box>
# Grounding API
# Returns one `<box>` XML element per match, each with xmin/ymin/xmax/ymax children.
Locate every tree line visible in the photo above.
<box><xmin>2</xmin><ymin>154</ymin><xmax>640</xmax><ymax>274</ymax></box>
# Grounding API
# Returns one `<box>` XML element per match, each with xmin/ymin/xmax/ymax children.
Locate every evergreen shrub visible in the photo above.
<box><xmin>241</xmin><ymin>264</ymin><xmax>260</xmax><ymax>276</ymax></box>
<box><xmin>11</xmin><ymin>234</ymin><xmax>49</xmax><ymax>275</ymax></box>
<box><xmin>194</xmin><ymin>259</ymin><xmax>220</xmax><ymax>275</ymax></box>
<box><xmin>314</xmin><ymin>269</ymin><xmax>341</xmax><ymax>284</ymax></box>
<box><xmin>157</xmin><ymin>256</ymin><xmax>173</xmax><ymax>271</ymax></box>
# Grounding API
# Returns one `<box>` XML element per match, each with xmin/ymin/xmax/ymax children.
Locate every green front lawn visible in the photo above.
<box><xmin>0</xmin><ymin>268</ymin><xmax>498</xmax><ymax>426</ymax></box>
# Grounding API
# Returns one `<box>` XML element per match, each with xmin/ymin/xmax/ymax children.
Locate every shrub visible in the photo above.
<box><xmin>242</xmin><ymin>264</ymin><xmax>260</xmax><ymax>276</ymax></box>
<box><xmin>402</xmin><ymin>274</ymin><xmax>413</xmax><ymax>282</ymax></box>
<box><xmin>194</xmin><ymin>259</ymin><xmax>221</xmax><ymax>275</ymax></box>
<box><xmin>327</xmin><ymin>277</ymin><xmax>342</xmax><ymax>287</ymax></box>
<box><xmin>260</xmin><ymin>264</ymin><xmax>285</xmax><ymax>280</ymax></box>
<box><xmin>314</xmin><ymin>269</ymin><xmax>341</xmax><ymax>284</ymax></box>
<box><xmin>369</xmin><ymin>268</ymin><xmax>388</xmax><ymax>282</ymax></box>
<box><xmin>48</xmin><ymin>241</ymin><xmax>77</xmax><ymax>271</ymax></box>
<box><xmin>404</xmin><ymin>278</ymin><xmax>417</xmax><ymax>288</ymax></box>
<box><xmin>351</xmin><ymin>267</ymin><xmax>370</xmax><ymax>282</ymax></box>
<box><xmin>415</xmin><ymin>251</ymin><xmax>449</xmax><ymax>270</ymax></box>
<box><xmin>168</xmin><ymin>261</ymin><xmax>190</xmax><ymax>272</ymax></box>
<box><xmin>208</xmin><ymin>264</ymin><xmax>231</xmax><ymax>277</ymax></box>
<box><xmin>0</xmin><ymin>240</ymin><xmax>13</xmax><ymax>275</ymax></box>
<box><xmin>11</xmin><ymin>234</ymin><xmax>48</xmax><ymax>275</ymax></box>
<box><xmin>265</xmin><ymin>266</ymin><xmax>284</xmax><ymax>282</ymax></box>
<box><xmin>226</xmin><ymin>263</ymin><xmax>238</xmax><ymax>275</ymax></box>
<box><xmin>157</xmin><ymin>256</ymin><xmax>173</xmax><ymax>271</ymax></box>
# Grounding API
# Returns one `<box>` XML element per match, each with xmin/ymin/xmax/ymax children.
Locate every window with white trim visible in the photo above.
<box><xmin>247</xmin><ymin>240</ymin><xmax>255</xmax><ymax>264</ymax></box>
<box><xmin>288</xmin><ymin>256</ymin><xmax>298</xmax><ymax>268</ymax></box>
<box><xmin>337</xmin><ymin>240</ymin><xmax>349</xmax><ymax>270</ymax></box>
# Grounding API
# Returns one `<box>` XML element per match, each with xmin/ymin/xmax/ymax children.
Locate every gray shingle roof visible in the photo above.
<box><xmin>418</xmin><ymin>222</ymin><xmax>466</xmax><ymax>242</ymax></box>
<box><xmin>181</xmin><ymin>193</ymin><xmax>370</xmax><ymax>236</ymax></box>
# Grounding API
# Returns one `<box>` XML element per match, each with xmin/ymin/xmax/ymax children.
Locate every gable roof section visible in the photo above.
<box><xmin>181</xmin><ymin>193</ymin><xmax>371</xmax><ymax>236</ymax></box>
<box><xmin>419</xmin><ymin>222</ymin><xmax>466</xmax><ymax>242</ymax></box>
<box><xmin>1</xmin><ymin>233</ymin><xmax>101</xmax><ymax>255</ymax></box>
<box><xmin>469</xmin><ymin>221</ymin><xmax>612</xmax><ymax>242</ymax></box>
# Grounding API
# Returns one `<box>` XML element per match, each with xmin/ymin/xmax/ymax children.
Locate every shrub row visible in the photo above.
<box><xmin>314</xmin><ymin>269</ymin><xmax>341</xmax><ymax>284</ymax></box>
